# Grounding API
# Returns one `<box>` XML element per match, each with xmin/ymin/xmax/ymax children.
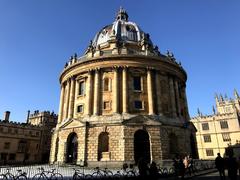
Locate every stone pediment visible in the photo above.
<box><xmin>59</xmin><ymin>118</ymin><xmax>85</xmax><ymax>129</ymax></box>
<box><xmin>123</xmin><ymin>115</ymin><xmax>162</xmax><ymax>126</ymax></box>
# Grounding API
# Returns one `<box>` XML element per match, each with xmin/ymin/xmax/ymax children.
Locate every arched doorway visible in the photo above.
<box><xmin>66</xmin><ymin>132</ymin><xmax>78</xmax><ymax>164</ymax></box>
<box><xmin>169</xmin><ymin>133</ymin><xmax>178</xmax><ymax>158</ymax></box>
<box><xmin>190</xmin><ymin>134</ymin><xmax>198</xmax><ymax>159</ymax></box>
<box><xmin>134</xmin><ymin>130</ymin><xmax>151</xmax><ymax>164</ymax></box>
<box><xmin>98</xmin><ymin>132</ymin><xmax>109</xmax><ymax>161</ymax></box>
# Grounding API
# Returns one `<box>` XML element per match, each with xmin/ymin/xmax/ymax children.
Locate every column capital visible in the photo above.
<box><xmin>122</xmin><ymin>65</ymin><xmax>129</xmax><ymax>70</ymax></box>
<box><xmin>94</xmin><ymin>67</ymin><xmax>101</xmax><ymax>72</ymax></box>
<box><xmin>146</xmin><ymin>66</ymin><xmax>154</xmax><ymax>71</ymax></box>
<box><xmin>112</xmin><ymin>66</ymin><xmax>120</xmax><ymax>70</ymax></box>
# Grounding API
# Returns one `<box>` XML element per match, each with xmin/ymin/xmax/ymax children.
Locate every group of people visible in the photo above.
<box><xmin>215</xmin><ymin>152</ymin><xmax>240</xmax><ymax>180</ymax></box>
<box><xmin>137</xmin><ymin>158</ymin><xmax>159</xmax><ymax>179</ymax></box>
<box><xmin>173</xmin><ymin>155</ymin><xmax>194</xmax><ymax>179</ymax></box>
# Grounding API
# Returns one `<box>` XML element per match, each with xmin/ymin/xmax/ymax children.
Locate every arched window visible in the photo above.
<box><xmin>98</xmin><ymin>132</ymin><xmax>109</xmax><ymax>161</ymax></box>
<box><xmin>103</xmin><ymin>78</ymin><xmax>111</xmax><ymax>91</ymax></box>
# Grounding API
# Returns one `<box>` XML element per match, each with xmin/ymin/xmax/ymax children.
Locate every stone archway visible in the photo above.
<box><xmin>134</xmin><ymin>130</ymin><xmax>151</xmax><ymax>164</ymax></box>
<box><xmin>98</xmin><ymin>132</ymin><xmax>109</xmax><ymax>161</ymax></box>
<box><xmin>66</xmin><ymin>132</ymin><xmax>78</xmax><ymax>164</ymax></box>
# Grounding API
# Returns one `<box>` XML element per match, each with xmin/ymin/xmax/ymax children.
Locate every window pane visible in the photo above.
<box><xmin>202</xmin><ymin>123</ymin><xmax>209</xmax><ymax>130</ymax></box>
<box><xmin>79</xmin><ymin>81</ymin><xmax>85</xmax><ymax>95</ymax></box>
<box><xmin>220</xmin><ymin>121</ymin><xmax>228</xmax><ymax>129</ymax></box>
<box><xmin>206</xmin><ymin>149</ymin><xmax>214</xmax><ymax>156</ymax></box>
<box><xmin>103</xmin><ymin>78</ymin><xmax>109</xmax><ymax>91</ymax></box>
<box><xmin>133</xmin><ymin>77</ymin><xmax>141</xmax><ymax>91</ymax></box>
<box><xmin>203</xmin><ymin>135</ymin><xmax>211</xmax><ymax>142</ymax></box>
<box><xmin>77</xmin><ymin>105</ymin><xmax>83</xmax><ymax>113</ymax></box>
<box><xmin>134</xmin><ymin>101</ymin><xmax>143</xmax><ymax>109</ymax></box>
<box><xmin>222</xmin><ymin>133</ymin><xmax>231</xmax><ymax>142</ymax></box>
<box><xmin>103</xmin><ymin>101</ymin><xmax>110</xmax><ymax>110</ymax></box>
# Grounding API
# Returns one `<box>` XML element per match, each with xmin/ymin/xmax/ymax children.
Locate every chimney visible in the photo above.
<box><xmin>26</xmin><ymin>110</ymin><xmax>30</xmax><ymax>124</ymax></box>
<box><xmin>4</xmin><ymin>111</ymin><xmax>10</xmax><ymax>121</ymax></box>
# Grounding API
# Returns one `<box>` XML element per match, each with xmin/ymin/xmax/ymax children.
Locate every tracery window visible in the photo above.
<box><xmin>222</xmin><ymin>133</ymin><xmax>231</xmax><ymax>142</ymax></box>
<box><xmin>220</xmin><ymin>121</ymin><xmax>229</xmax><ymax>129</ymax></box>
<box><xmin>203</xmin><ymin>135</ymin><xmax>211</xmax><ymax>143</ymax></box>
<box><xmin>202</xmin><ymin>123</ymin><xmax>209</xmax><ymax>130</ymax></box>
<box><xmin>206</xmin><ymin>149</ymin><xmax>214</xmax><ymax>156</ymax></box>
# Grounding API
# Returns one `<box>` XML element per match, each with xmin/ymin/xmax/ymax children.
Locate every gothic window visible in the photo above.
<box><xmin>222</xmin><ymin>133</ymin><xmax>231</xmax><ymax>142</ymax></box>
<box><xmin>202</xmin><ymin>123</ymin><xmax>209</xmax><ymax>131</ymax></box>
<box><xmin>134</xmin><ymin>101</ymin><xmax>143</xmax><ymax>109</ymax></box>
<box><xmin>220</xmin><ymin>121</ymin><xmax>229</xmax><ymax>129</ymax></box>
<box><xmin>203</xmin><ymin>135</ymin><xmax>211</xmax><ymax>143</ymax></box>
<box><xmin>206</xmin><ymin>149</ymin><xmax>214</xmax><ymax>156</ymax></box>
<box><xmin>79</xmin><ymin>81</ymin><xmax>85</xmax><ymax>95</ymax></box>
<box><xmin>103</xmin><ymin>78</ymin><xmax>111</xmax><ymax>91</ymax></box>
<box><xmin>133</xmin><ymin>76</ymin><xmax>141</xmax><ymax>91</ymax></box>
<box><xmin>77</xmin><ymin>105</ymin><xmax>84</xmax><ymax>113</ymax></box>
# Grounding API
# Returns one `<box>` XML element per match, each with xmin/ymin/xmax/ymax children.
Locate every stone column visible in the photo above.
<box><xmin>169</xmin><ymin>77</ymin><xmax>177</xmax><ymax>117</ymax></box>
<box><xmin>155</xmin><ymin>72</ymin><xmax>162</xmax><ymax>115</ymax></box>
<box><xmin>113</xmin><ymin>67</ymin><xmax>119</xmax><ymax>113</ymax></box>
<box><xmin>174</xmin><ymin>80</ymin><xmax>181</xmax><ymax>117</ymax></box>
<box><xmin>93</xmin><ymin>69</ymin><xmax>100</xmax><ymax>115</ymax></box>
<box><xmin>147</xmin><ymin>69</ymin><xmax>154</xmax><ymax>115</ymax></box>
<box><xmin>86</xmin><ymin>71</ymin><xmax>93</xmax><ymax>115</ymax></box>
<box><xmin>68</xmin><ymin>76</ymin><xmax>76</xmax><ymax>119</ymax></box>
<box><xmin>183</xmin><ymin>85</ymin><xmax>190</xmax><ymax>121</ymax></box>
<box><xmin>58</xmin><ymin>83</ymin><xmax>65</xmax><ymax>124</ymax></box>
<box><xmin>122</xmin><ymin>67</ymin><xmax>128</xmax><ymax>113</ymax></box>
<box><xmin>65</xmin><ymin>79</ymin><xmax>71</xmax><ymax>119</ymax></box>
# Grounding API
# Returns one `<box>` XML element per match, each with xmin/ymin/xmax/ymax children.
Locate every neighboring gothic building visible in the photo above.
<box><xmin>191</xmin><ymin>90</ymin><xmax>240</xmax><ymax>159</ymax></box>
<box><xmin>0</xmin><ymin>110</ymin><xmax>57</xmax><ymax>164</ymax></box>
<box><xmin>50</xmin><ymin>8</ymin><xmax>197</xmax><ymax>167</ymax></box>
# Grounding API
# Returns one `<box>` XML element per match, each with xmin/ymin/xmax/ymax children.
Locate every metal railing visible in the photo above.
<box><xmin>0</xmin><ymin>159</ymin><xmax>215</xmax><ymax>179</ymax></box>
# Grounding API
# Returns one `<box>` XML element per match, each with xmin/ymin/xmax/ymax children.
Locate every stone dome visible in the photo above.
<box><xmin>87</xmin><ymin>7</ymin><xmax>155</xmax><ymax>54</ymax></box>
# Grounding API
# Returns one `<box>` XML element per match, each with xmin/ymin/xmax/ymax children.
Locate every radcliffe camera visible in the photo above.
<box><xmin>0</xmin><ymin>2</ymin><xmax>239</xmax><ymax>180</ymax></box>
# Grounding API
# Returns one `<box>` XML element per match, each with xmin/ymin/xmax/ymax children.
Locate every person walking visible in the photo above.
<box><xmin>226</xmin><ymin>153</ymin><xmax>238</xmax><ymax>180</ymax></box>
<box><xmin>215</xmin><ymin>153</ymin><xmax>226</xmax><ymax>180</ymax></box>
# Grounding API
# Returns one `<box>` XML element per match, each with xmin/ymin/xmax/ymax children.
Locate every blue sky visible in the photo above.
<box><xmin>0</xmin><ymin>1</ymin><xmax>239</xmax><ymax>122</ymax></box>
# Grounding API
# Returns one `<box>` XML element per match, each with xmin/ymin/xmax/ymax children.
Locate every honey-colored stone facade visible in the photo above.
<box><xmin>0</xmin><ymin>111</ymin><xmax>57</xmax><ymax>164</ymax></box>
<box><xmin>50</xmin><ymin>8</ymin><xmax>196</xmax><ymax>167</ymax></box>
<box><xmin>191</xmin><ymin>90</ymin><xmax>240</xmax><ymax>159</ymax></box>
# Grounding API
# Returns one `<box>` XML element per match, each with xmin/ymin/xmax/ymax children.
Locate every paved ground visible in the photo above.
<box><xmin>185</xmin><ymin>170</ymin><xmax>240</xmax><ymax>180</ymax></box>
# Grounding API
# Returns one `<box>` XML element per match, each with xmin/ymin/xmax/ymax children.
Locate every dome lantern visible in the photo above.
<box><xmin>116</xmin><ymin>7</ymin><xmax>129</xmax><ymax>21</ymax></box>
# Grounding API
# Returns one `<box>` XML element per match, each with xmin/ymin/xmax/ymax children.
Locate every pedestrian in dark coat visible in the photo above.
<box><xmin>215</xmin><ymin>153</ymin><xmax>225</xmax><ymax>180</ymax></box>
<box><xmin>226</xmin><ymin>153</ymin><xmax>238</xmax><ymax>180</ymax></box>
